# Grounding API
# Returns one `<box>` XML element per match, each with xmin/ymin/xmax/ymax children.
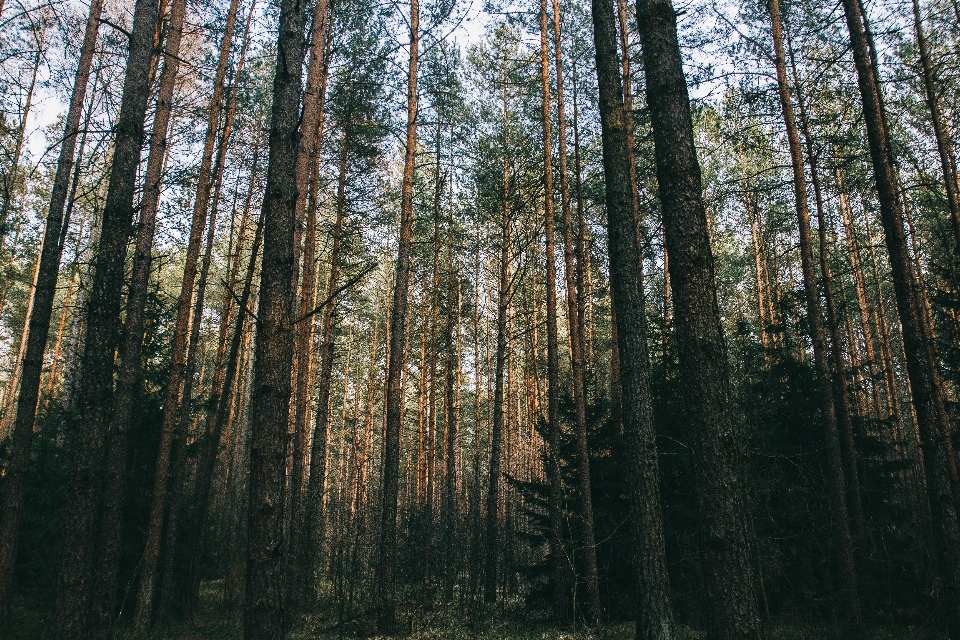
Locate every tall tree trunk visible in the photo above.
<box><xmin>303</xmin><ymin>128</ymin><xmax>349</xmax><ymax>598</ymax></box>
<box><xmin>485</xmin><ymin>121</ymin><xmax>511</xmax><ymax>605</ymax></box>
<box><xmin>186</xmin><ymin>145</ymin><xmax>262</xmax><ymax>617</ymax></box>
<box><xmin>54</xmin><ymin>0</ymin><xmax>161</xmax><ymax>631</ymax></box>
<box><xmin>377</xmin><ymin>0</ymin><xmax>417</xmax><ymax>629</ymax></box>
<box><xmin>839</xmin><ymin>0</ymin><xmax>960</xmax><ymax>633</ymax></box>
<box><xmin>539</xmin><ymin>0</ymin><xmax>580</xmax><ymax>622</ymax></box>
<box><xmin>570</xmin><ymin>58</ymin><xmax>593</xmax><ymax>375</ymax></box>
<box><xmin>834</xmin><ymin>157</ymin><xmax>887</xmax><ymax>420</ymax></box>
<box><xmin>911</xmin><ymin>0</ymin><xmax>960</xmax><ymax>250</ymax></box>
<box><xmin>158</xmin><ymin>55</ymin><xmax>247</xmax><ymax>615</ymax></box>
<box><xmin>443</xmin><ymin>244</ymin><xmax>460</xmax><ymax>600</ymax></box>
<box><xmin>767</xmin><ymin>0</ymin><xmax>861</xmax><ymax>624</ymax></box>
<box><xmin>632</xmin><ymin>0</ymin><xmax>764</xmax><ymax>637</ymax></box>
<box><xmin>135</xmin><ymin>0</ymin><xmax>241</xmax><ymax>620</ymax></box>
<box><xmin>90</xmin><ymin>0</ymin><xmax>186</xmax><ymax>628</ymax></box>
<box><xmin>591</xmin><ymin>1</ymin><xmax>674</xmax><ymax>637</ymax></box>
<box><xmin>0</xmin><ymin>0</ymin><xmax>101</xmax><ymax>614</ymax></box>
<box><xmin>243</xmin><ymin>0</ymin><xmax>311</xmax><ymax>629</ymax></box>
<box><xmin>425</xmin><ymin>141</ymin><xmax>442</xmax><ymax>585</ymax></box>
<box><xmin>289</xmin><ymin>0</ymin><xmax>333</xmax><ymax>599</ymax></box>
<box><xmin>789</xmin><ymin>46</ymin><xmax>865</xmax><ymax>534</ymax></box>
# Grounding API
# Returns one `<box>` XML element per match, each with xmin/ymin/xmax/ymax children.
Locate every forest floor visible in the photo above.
<box><xmin>3</xmin><ymin>584</ymin><xmax>947</xmax><ymax>639</ymax></box>
<box><xmin>5</xmin><ymin>602</ymin><xmax>947</xmax><ymax>640</ymax></box>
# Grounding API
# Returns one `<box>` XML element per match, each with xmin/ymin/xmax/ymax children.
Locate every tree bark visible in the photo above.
<box><xmin>767</xmin><ymin>0</ymin><xmax>861</xmax><ymax>625</ymax></box>
<box><xmin>90</xmin><ymin>0</ymin><xmax>187</xmax><ymax>628</ymax></box>
<box><xmin>591</xmin><ymin>1</ymin><xmax>674</xmax><ymax>637</ymax></box>
<box><xmin>302</xmin><ymin>127</ymin><xmax>348</xmax><ymax>599</ymax></box>
<box><xmin>186</xmin><ymin>145</ymin><xmax>262</xmax><ymax>617</ymax></box>
<box><xmin>377</xmin><ymin>0</ymin><xmax>418</xmax><ymax>629</ymax></box>
<box><xmin>0</xmin><ymin>0</ymin><xmax>101</xmax><ymax>615</ymax></box>
<box><xmin>243</xmin><ymin>0</ymin><xmax>311</xmax><ymax>629</ymax></box>
<box><xmin>134</xmin><ymin>0</ymin><xmax>241</xmax><ymax>619</ymax></box>
<box><xmin>839</xmin><ymin>0</ymin><xmax>960</xmax><ymax>634</ymax></box>
<box><xmin>54</xmin><ymin>0</ymin><xmax>160</xmax><ymax>631</ymax></box>
<box><xmin>633</xmin><ymin>0</ymin><xmax>764</xmax><ymax>636</ymax></box>
<box><xmin>289</xmin><ymin>0</ymin><xmax>333</xmax><ymax>575</ymax></box>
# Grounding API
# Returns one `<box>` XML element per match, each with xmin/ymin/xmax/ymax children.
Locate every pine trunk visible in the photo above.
<box><xmin>377</xmin><ymin>0</ymin><xmax>418</xmax><ymax>629</ymax></box>
<box><xmin>840</xmin><ymin>0</ymin><xmax>960</xmax><ymax>633</ymax></box>
<box><xmin>54</xmin><ymin>0</ymin><xmax>160</xmax><ymax>631</ymax></box>
<box><xmin>633</xmin><ymin>0</ymin><xmax>764</xmax><ymax>636</ymax></box>
<box><xmin>767</xmin><ymin>0</ymin><xmax>861</xmax><ymax>624</ymax></box>
<box><xmin>0</xmin><ymin>0</ymin><xmax>102</xmax><ymax>615</ymax></box>
<box><xmin>591</xmin><ymin>1</ymin><xmax>674</xmax><ymax>637</ymax></box>
<box><xmin>243</xmin><ymin>0</ymin><xmax>311</xmax><ymax>629</ymax></box>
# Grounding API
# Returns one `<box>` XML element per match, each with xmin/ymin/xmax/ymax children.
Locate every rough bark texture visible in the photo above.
<box><xmin>289</xmin><ymin>0</ymin><xmax>332</xmax><ymax>569</ymax></box>
<box><xmin>767</xmin><ymin>0</ymin><xmax>861</xmax><ymax>625</ymax></box>
<box><xmin>91</xmin><ymin>0</ymin><xmax>187</xmax><ymax>629</ymax></box>
<box><xmin>591</xmin><ymin>1</ymin><xmax>674</xmax><ymax>637</ymax></box>
<box><xmin>124</xmin><ymin>0</ymin><xmax>193</xmax><ymax>625</ymax></box>
<box><xmin>377</xmin><ymin>0</ymin><xmax>417</xmax><ymax>630</ymax></box>
<box><xmin>54</xmin><ymin>0</ymin><xmax>160</xmax><ymax>632</ymax></box>
<box><xmin>0</xmin><ymin>0</ymin><xmax>102</xmax><ymax>617</ymax></box>
<box><xmin>243</xmin><ymin>0</ymin><xmax>310</xmax><ymax>631</ymax></box>
<box><xmin>840</xmin><ymin>0</ymin><xmax>960</xmax><ymax>635</ymax></box>
<box><xmin>633</xmin><ymin>0</ymin><xmax>764</xmax><ymax>637</ymax></box>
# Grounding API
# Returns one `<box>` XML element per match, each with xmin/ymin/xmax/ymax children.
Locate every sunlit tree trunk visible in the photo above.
<box><xmin>377</xmin><ymin>0</ymin><xmax>418</xmax><ymax>629</ymax></box>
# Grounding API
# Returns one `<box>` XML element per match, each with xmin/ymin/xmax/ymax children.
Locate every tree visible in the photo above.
<box><xmin>633</xmin><ymin>0</ymin><xmax>764</xmax><ymax>636</ymax></box>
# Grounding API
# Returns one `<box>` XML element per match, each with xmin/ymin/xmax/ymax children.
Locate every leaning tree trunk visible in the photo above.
<box><xmin>840</xmin><ymin>0</ymin><xmax>960</xmax><ymax>635</ymax></box>
<box><xmin>376</xmin><ymin>0</ymin><xmax>418</xmax><ymax>631</ymax></box>
<box><xmin>186</xmin><ymin>145</ymin><xmax>262</xmax><ymax>618</ymax></box>
<box><xmin>89</xmin><ymin>0</ymin><xmax>187</xmax><ymax>629</ymax></box>
<box><xmin>767</xmin><ymin>0</ymin><xmax>861</xmax><ymax>626</ymax></box>
<box><xmin>244</xmin><ymin>0</ymin><xmax>311</xmax><ymax>630</ymax></box>
<box><xmin>134</xmin><ymin>0</ymin><xmax>241</xmax><ymax>620</ymax></box>
<box><xmin>633</xmin><ymin>0</ymin><xmax>764</xmax><ymax>637</ymax></box>
<box><xmin>591</xmin><ymin>1</ymin><xmax>674</xmax><ymax>637</ymax></box>
<box><xmin>0</xmin><ymin>0</ymin><xmax>102</xmax><ymax>617</ymax></box>
<box><xmin>911</xmin><ymin>0</ymin><xmax>960</xmax><ymax>250</ymax></box>
<box><xmin>54</xmin><ymin>0</ymin><xmax>160</xmax><ymax>633</ymax></box>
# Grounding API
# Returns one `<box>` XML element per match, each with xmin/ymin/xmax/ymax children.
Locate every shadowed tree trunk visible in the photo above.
<box><xmin>135</xmin><ymin>0</ymin><xmax>240</xmax><ymax>620</ymax></box>
<box><xmin>0</xmin><ymin>0</ymin><xmax>102</xmax><ymax>617</ymax></box>
<box><xmin>289</xmin><ymin>1</ymin><xmax>333</xmax><ymax>592</ymax></box>
<box><xmin>54</xmin><ymin>0</ymin><xmax>160</xmax><ymax>632</ymax></box>
<box><xmin>243</xmin><ymin>0</ymin><xmax>311</xmax><ymax>630</ymax></box>
<box><xmin>89</xmin><ymin>0</ymin><xmax>186</xmax><ymax>629</ymax></box>
<box><xmin>840</xmin><ymin>0</ymin><xmax>960</xmax><ymax>634</ymax></box>
<box><xmin>633</xmin><ymin>0</ymin><xmax>764</xmax><ymax>636</ymax></box>
<box><xmin>766</xmin><ymin>0</ymin><xmax>861</xmax><ymax>626</ymax></box>
<box><xmin>486</xmin><ymin>106</ymin><xmax>511</xmax><ymax>605</ymax></box>
<box><xmin>303</xmin><ymin>125</ymin><xmax>349</xmax><ymax>598</ymax></box>
<box><xmin>591</xmin><ymin>0</ymin><xmax>674</xmax><ymax>637</ymax></box>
